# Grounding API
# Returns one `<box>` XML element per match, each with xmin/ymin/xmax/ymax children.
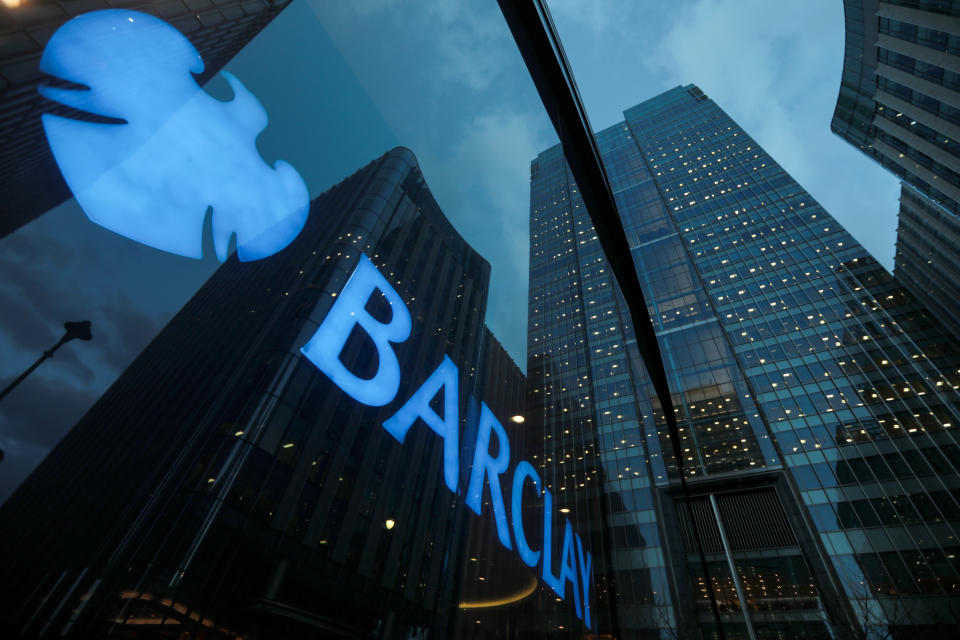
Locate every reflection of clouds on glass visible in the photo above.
<box><xmin>0</xmin><ymin>201</ymin><xmax>216</xmax><ymax>504</ymax></box>
<box><xmin>303</xmin><ymin>0</ymin><xmax>556</xmax><ymax>366</ymax></box>
<box><xmin>548</xmin><ymin>0</ymin><xmax>644</xmax><ymax>37</ymax></box>
<box><xmin>0</xmin><ymin>218</ymin><xmax>168</xmax><ymax>388</ymax></box>
<box><xmin>426</xmin><ymin>109</ymin><xmax>551</xmax><ymax>366</ymax></box>
<box><xmin>309</xmin><ymin>1</ymin><xmax>511</xmax><ymax>92</ymax></box>
<box><xmin>429</xmin><ymin>3</ymin><xmax>513</xmax><ymax>93</ymax></box>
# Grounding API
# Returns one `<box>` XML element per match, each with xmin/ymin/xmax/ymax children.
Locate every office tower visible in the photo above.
<box><xmin>834</xmin><ymin>0</ymin><xmax>960</xmax><ymax>216</ymax></box>
<box><xmin>0</xmin><ymin>147</ymin><xmax>508</xmax><ymax>639</ymax></box>
<box><xmin>453</xmin><ymin>328</ymin><xmax>538</xmax><ymax>636</ymax></box>
<box><xmin>833</xmin><ymin>0</ymin><xmax>960</xmax><ymax>339</ymax></box>
<box><xmin>0</xmin><ymin>0</ymin><xmax>292</xmax><ymax>238</ymax></box>
<box><xmin>894</xmin><ymin>183</ymin><xmax>960</xmax><ymax>343</ymax></box>
<box><xmin>530</xmin><ymin>85</ymin><xmax>960</xmax><ymax>639</ymax></box>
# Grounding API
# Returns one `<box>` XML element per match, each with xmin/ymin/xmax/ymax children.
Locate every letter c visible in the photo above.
<box><xmin>511</xmin><ymin>460</ymin><xmax>541</xmax><ymax>568</ymax></box>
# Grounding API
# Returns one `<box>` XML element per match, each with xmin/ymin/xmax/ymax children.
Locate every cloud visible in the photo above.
<box><xmin>430</xmin><ymin>3</ymin><xmax>514</xmax><ymax>93</ymax></box>
<box><xmin>548</xmin><ymin>0</ymin><xmax>649</xmax><ymax>38</ymax></box>
<box><xmin>0</xmin><ymin>205</ymin><xmax>179</xmax><ymax>501</ymax></box>
<box><xmin>0</xmin><ymin>230</ymin><xmax>98</xmax><ymax>383</ymax></box>
<box><xmin>418</xmin><ymin>108</ymin><xmax>552</xmax><ymax>368</ymax></box>
<box><xmin>0</xmin><ymin>221</ymin><xmax>168</xmax><ymax>385</ymax></box>
<box><xmin>306</xmin><ymin>0</ymin><xmax>513</xmax><ymax>94</ymax></box>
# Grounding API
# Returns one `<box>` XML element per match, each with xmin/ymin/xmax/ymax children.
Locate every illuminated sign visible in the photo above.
<box><xmin>39</xmin><ymin>10</ymin><xmax>309</xmax><ymax>262</ymax></box>
<box><xmin>301</xmin><ymin>254</ymin><xmax>594</xmax><ymax>629</ymax></box>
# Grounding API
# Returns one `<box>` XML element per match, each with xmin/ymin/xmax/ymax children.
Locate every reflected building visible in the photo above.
<box><xmin>833</xmin><ymin>0</ymin><xmax>960</xmax><ymax>344</ymax></box>
<box><xmin>530</xmin><ymin>85</ymin><xmax>960</xmax><ymax>639</ymax></box>
<box><xmin>0</xmin><ymin>147</ymin><xmax>531</xmax><ymax>638</ymax></box>
<box><xmin>0</xmin><ymin>0</ymin><xmax>291</xmax><ymax>238</ymax></box>
<box><xmin>453</xmin><ymin>328</ymin><xmax>540</xmax><ymax>637</ymax></box>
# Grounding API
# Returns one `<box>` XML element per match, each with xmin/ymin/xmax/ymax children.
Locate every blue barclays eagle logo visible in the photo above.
<box><xmin>39</xmin><ymin>10</ymin><xmax>309</xmax><ymax>262</ymax></box>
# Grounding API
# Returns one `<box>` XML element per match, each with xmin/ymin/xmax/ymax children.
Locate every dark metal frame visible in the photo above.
<box><xmin>496</xmin><ymin>1</ymin><xmax>727</xmax><ymax>637</ymax></box>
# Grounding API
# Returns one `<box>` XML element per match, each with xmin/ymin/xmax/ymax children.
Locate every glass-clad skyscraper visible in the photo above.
<box><xmin>529</xmin><ymin>85</ymin><xmax>960</xmax><ymax>639</ymax></box>
<box><xmin>833</xmin><ymin>0</ymin><xmax>960</xmax><ymax>350</ymax></box>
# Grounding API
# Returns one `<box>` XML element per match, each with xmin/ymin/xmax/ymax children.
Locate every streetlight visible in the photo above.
<box><xmin>0</xmin><ymin>321</ymin><xmax>93</xmax><ymax>403</ymax></box>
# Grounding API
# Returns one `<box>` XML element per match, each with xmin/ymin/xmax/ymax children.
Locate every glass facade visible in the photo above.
<box><xmin>531</xmin><ymin>85</ymin><xmax>960</xmax><ymax>639</ymax></box>
<box><xmin>2</xmin><ymin>1</ymin><xmax>960</xmax><ymax>638</ymax></box>
<box><xmin>894</xmin><ymin>184</ymin><xmax>960</xmax><ymax>342</ymax></box>
<box><xmin>833</xmin><ymin>0</ymin><xmax>960</xmax><ymax>216</ymax></box>
<box><xmin>833</xmin><ymin>0</ymin><xmax>960</xmax><ymax>346</ymax></box>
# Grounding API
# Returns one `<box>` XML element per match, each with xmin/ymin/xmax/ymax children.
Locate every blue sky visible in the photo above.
<box><xmin>0</xmin><ymin>0</ymin><xmax>900</xmax><ymax>502</ymax></box>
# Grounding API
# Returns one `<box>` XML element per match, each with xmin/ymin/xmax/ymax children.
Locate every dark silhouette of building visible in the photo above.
<box><xmin>0</xmin><ymin>0</ymin><xmax>292</xmax><ymax>238</ymax></box>
<box><xmin>0</xmin><ymin>147</ymin><xmax>521</xmax><ymax>638</ymax></box>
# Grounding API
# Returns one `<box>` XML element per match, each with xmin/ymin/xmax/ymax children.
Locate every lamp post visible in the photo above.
<box><xmin>0</xmin><ymin>321</ymin><xmax>93</xmax><ymax>403</ymax></box>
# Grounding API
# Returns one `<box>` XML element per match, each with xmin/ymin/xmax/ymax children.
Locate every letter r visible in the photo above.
<box><xmin>301</xmin><ymin>254</ymin><xmax>411</xmax><ymax>406</ymax></box>
<box><xmin>466</xmin><ymin>403</ymin><xmax>513</xmax><ymax>550</ymax></box>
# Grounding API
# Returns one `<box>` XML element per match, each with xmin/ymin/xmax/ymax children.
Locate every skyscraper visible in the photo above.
<box><xmin>0</xmin><ymin>147</ymin><xmax>515</xmax><ymax>639</ymax></box>
<box><xmin>893</xmin><ymin>182</ymin><xmax>960</xmax><ymax>342</ymax></box>
<box><xmin>833</xmin><ymin>0</ymin><xmax>960</xmax><ymax>341</ymax></box>
<box><xmin>530</xmin><ymin>85</ymin><xmax>960</xmax><ymax>639</ymax></box>
<box><xmin>0</xmin><ymin>0</ymin><xmax>292</xmax><ymax>238</ymax></box>
<box><xmin>833</xmin><ymin>0</ymin><xmax>960</xmax><ymax>217</ymax></box>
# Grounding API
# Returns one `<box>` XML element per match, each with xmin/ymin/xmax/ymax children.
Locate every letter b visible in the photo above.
<box><xmin>301</xmin><ymin>254</ymin><xmax>411</xmax><ymax>406</ymax></box>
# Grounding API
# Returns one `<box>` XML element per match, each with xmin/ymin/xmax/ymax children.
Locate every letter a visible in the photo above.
<box><xmin>301</xmin><ymin>254</ymin><xmax>411</xmax><ymax>406</ymax></box>
<box><xmin>559</xmin><ymin>519</ymin><xmax>582</xmax><ymax>620</ymax></box>
<box><xmin>576</xmin><ymin>533</ymin><xmax>593</xmax><ymax>630</ymax></box>
<box><xmin>382</xmin><ymin>356</ymin><xmax>460</xmax><ymax>492</ymax></box>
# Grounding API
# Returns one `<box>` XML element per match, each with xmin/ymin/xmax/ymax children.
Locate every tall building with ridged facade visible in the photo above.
<box><xmin>833</xmin><ymin>0</ymin><xmax>960</xmax><ymax>345</ymax></box>
<box><xmin>0</xmin><ymin>0</ymin><xmax>291</xmax><ymax>238</ymax></box>
<box><xmin>0</xmin><ymin>148</ymin><xmax>523</xmax><ymax>639</ymax></box>
<box><xmin>531</xmin><ymin>85</ymin><xmax>960</xmax><ymax>639</ymax></box>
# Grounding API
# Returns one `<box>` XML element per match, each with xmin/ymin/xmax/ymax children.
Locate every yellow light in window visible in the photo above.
<box><xmin>1</xmin><ymin>0</ymin><xmax>20</xmax><ymax>7</ymax></box>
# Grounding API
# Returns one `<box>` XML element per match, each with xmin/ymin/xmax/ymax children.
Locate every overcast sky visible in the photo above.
<box><xmin>0</xmin><ymin>0</ymin><xmax>900</xmax><ymax>502</ymax></box>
